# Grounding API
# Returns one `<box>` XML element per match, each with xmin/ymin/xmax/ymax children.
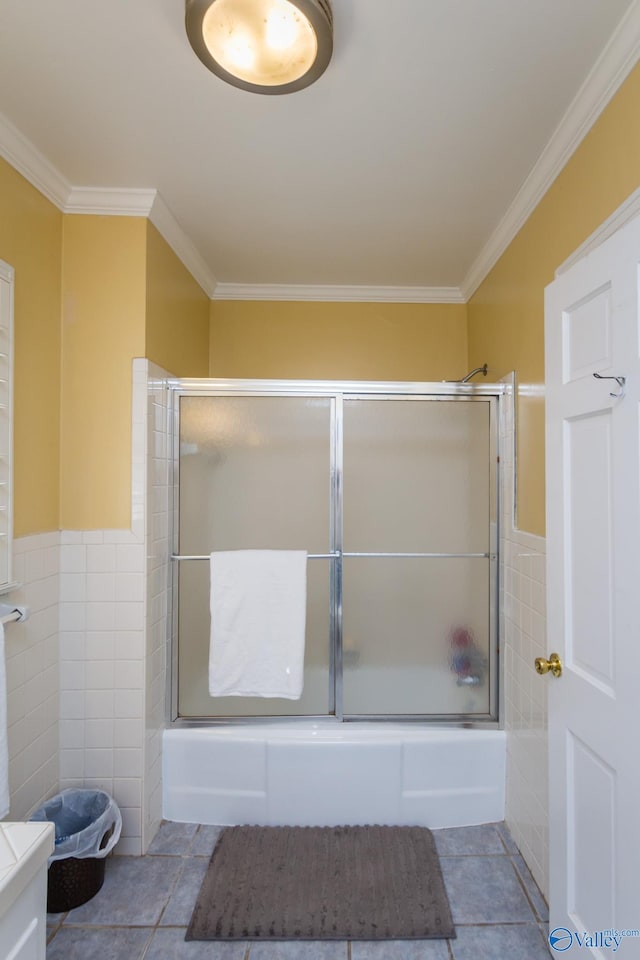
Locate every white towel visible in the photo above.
<box><xmin>0</xmin><ymin>622</ymin><xmax>8</xmax><ymax>818</ymax></box>
<box><xmin>209</xmin><ymin>550</ymin><xmax>307</xmax><ymax>699</ymax></box>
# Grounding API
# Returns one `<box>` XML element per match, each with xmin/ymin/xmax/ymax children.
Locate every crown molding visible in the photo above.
<box><xmin>0</xmin><ymin>112</ymin><xmax>216</xmax><ymax>297</ymax></box>
<box><xmin>148</xmin><ymin>194</ymin><xmax>217</xmax><ymax>297</ymax></box>
<box><xmin>0</xmin><ymin>112</ymin><xmax>70</xmax><ymax>208</ymax></box>
<box><xmin>64</xmin><ymin>186</ymin><xmax>156</xmax><ymax>217</ymax></box>
<box><xmin>212</xmin><ymin>283</ymin><xmax>466</xmax><ymax>303</ymax></box>
<box><xmin>64</xmin><ymin>189</ymin><xmax>217</xmax><ymax>296</ymax></box>
<box><xmin>460</xmin><ymin>0</ymin><xmax>640</xmax><ymax>301</ymax></box>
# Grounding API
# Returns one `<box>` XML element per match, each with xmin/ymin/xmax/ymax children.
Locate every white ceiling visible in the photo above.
<box><xmin>0</xmin><ymin>0</ymin><xmax>638</xmax><ymax>299</ymax></box>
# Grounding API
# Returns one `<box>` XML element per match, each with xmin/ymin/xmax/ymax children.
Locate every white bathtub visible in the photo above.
<box><xmin>163</xmin><ymin>723</ymin><xmax>506</xmax><ymax>829</ymax></box>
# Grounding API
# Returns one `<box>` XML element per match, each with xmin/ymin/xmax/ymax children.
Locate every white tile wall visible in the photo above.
<box><xmin>58</xmin><ymin>527</ymin><xmax>145</xmax><ymax>855</ymax></box>
<box><xmin>5</xmin><ymin>532</ymin><xmax>60</xmax><ymax>820</ymax></box>
<box><xmin>500</xmin><ymin>378</ymin><xmax>549</xmax><ymax>900</ymax></box>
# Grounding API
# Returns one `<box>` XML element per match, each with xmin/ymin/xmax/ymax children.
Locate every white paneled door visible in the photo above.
<box><xmin>545</xmin><ymin>213</ymin><xmax>640</xmax><ymax>957</ymax></box>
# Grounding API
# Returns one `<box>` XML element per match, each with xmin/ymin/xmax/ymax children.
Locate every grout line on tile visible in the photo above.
<box><xmin>454</xmin><ymin>920</ymin><xmax>543</xmax><ymax>926</ymax></box>
<box><xmin>504</xmin><ymin>858</ymin><xmax>546</xmax><ymax>923</ymax></box>
<box><xmin>495</xmin><ymin>828</ymin><xmax>517</xmax><ymax>856</ymax></box>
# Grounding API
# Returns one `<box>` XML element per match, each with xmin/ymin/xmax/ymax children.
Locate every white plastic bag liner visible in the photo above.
<box><xmin>31</xmin><ymin>788</ymin><xmax>122</xmax><ymax>862</ymax></box>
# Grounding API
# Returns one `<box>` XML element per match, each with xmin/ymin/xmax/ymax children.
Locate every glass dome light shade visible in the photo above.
<box><xmin>185</xmin><ymin>0</ymin><xmax>333</xmax><ymax>94</ymax></box>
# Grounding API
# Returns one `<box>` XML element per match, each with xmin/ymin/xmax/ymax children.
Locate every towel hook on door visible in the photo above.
<box><xmin>593</xmin><ymin>372</ymin><xmax>626</xmax><ymax>399</ymax></box>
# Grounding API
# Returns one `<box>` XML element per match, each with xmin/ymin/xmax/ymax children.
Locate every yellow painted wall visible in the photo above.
<box><xmin>209</xmin><ymin>301</ymin><xmax>469</xmax><ymax>381</ymax></box>
<box><xmin>6</xmin><ymin>62</ymin><xmax>639</xmax><ymax>538</ymax></box>
<box><xmin>0</xmin><ymin>158</ymin><xmax>62</xmax><ymax>537</ymax></box>
<box><xmin>468</xmin><ymin>63</ymin><xmax>640</xmax><ymax>536</ymax></box>
<box><xmin>145</xmin><ymin>223</ymin><xmax>209</xmax><ymax>377</ymax></box>
<box><xmin>61</xmin><ymin>216</ymin><xmax>146</xmax><ymax>530</ymax></box>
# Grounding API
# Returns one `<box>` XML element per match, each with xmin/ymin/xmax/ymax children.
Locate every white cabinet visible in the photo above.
<box><xmin>0</xmin><ymin>823</ymin><xmax>54</xmax><ymax>960</ymax></box>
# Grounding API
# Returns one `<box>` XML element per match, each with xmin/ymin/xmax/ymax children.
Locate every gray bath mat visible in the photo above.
<box><xmin>186</xmin><ymin>824</ymin><xmax>455</xmax><ymax>941</ymax></box>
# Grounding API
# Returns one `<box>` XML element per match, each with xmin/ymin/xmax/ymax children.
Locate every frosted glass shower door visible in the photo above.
<box><xmin>341</xmin><ymin>398</ymin><xmax>496</xmax><ymax>717</ymax></box>
<box><xmin>177</xmin><ymin>395</ymin><xmax>333</xmax><ymax>717</ymax></box>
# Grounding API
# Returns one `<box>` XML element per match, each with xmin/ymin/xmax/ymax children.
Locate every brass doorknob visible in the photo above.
<box><xmin>535</xmin><ymin>653</ymin><xmax>562</xmax><ymax>678</ymax></box>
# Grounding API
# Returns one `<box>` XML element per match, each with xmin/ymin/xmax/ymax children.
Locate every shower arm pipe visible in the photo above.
<box><xmin>444</xmin><ymin>363</ymin><xmax>489</xmax><ymax>384</ymax></box>
<box><xmin>171</xmin><ymin>551</ymin><xmax>492</xmax><ymax>561</ymax></box>
<box><xmin>461</xmin><ymin>364</ymin><xmax>488</xmax><ymax>383</ymax></box>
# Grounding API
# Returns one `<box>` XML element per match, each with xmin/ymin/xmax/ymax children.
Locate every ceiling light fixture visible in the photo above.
<box><xmin>185</xmin><ymin>0</ymin><xmax>333</xmax><ymax>95</ymax></box>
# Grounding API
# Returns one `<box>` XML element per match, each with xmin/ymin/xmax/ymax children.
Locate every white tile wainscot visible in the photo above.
<box><xmin>5</xmin><ymin>533</ymin><xmax>60</xmax><ymax>820</ymax></box>
<box><xmin>59</xmin><ymin>530</ymin><xmax>146</xmax><ymax>855</ymax></box>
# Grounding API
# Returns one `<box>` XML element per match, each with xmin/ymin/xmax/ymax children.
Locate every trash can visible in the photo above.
<box><xmin>30</xmin><ymin>789</ymin><xmax>122</xmax><ymax>912</ymax></box>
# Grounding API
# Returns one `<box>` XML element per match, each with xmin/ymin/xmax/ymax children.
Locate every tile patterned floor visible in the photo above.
<box><xmin>46</xmin><ymin>821</ymin><xmax>550</xmax><ymax>959</ymax></box>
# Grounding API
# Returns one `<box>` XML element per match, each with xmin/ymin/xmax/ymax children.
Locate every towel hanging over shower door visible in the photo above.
<box><xmin>209</xmin><ymin>550</ymin><xmax>307</xmax><ymax>699</ymax></box>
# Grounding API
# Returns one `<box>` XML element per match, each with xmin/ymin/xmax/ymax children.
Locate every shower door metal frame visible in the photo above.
<box><xmin>168</xmin><ymin>378</ymin><xmax>505</xmax><ymax>725</ymax></box>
